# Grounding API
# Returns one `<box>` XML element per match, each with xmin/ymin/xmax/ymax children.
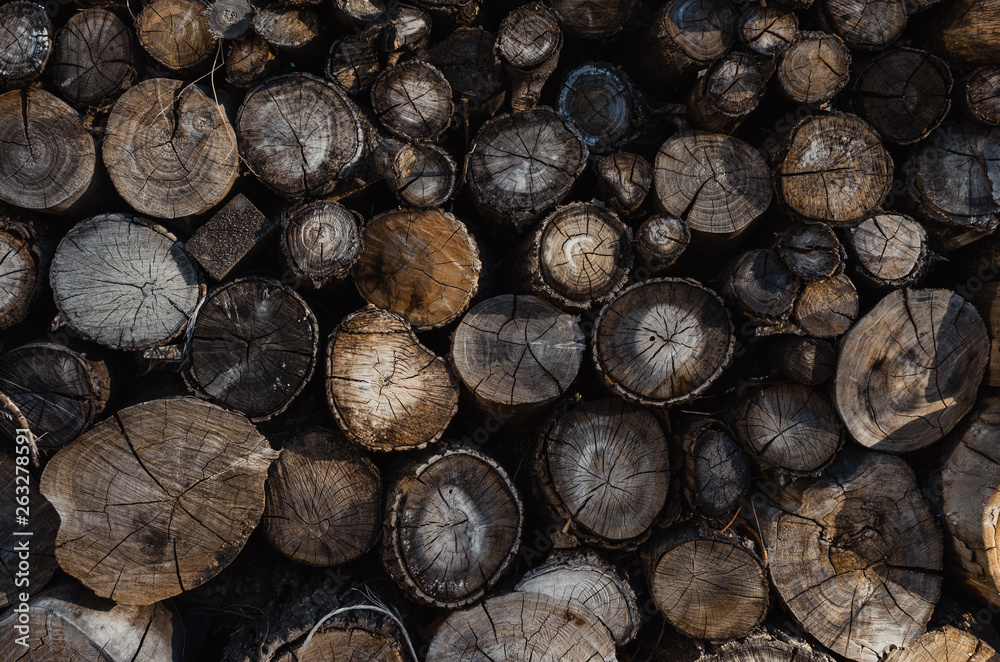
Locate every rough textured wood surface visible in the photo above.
<box><xmin>207</xmin><ymin>0</ymin><xmax>253</xmax><ymax>39</ymax></box>
<box><xmin>963</xmin><ymin>66</ymin><xmax>1000</xmax><ymax>127</ymax></box>
<box><xmin>549</xmin><ymin>0</ymin><xmax>632</xmax><ymax>37</ymax></box>
<box><xmin>387</xmin><ymin>142</ymin><xmax>457</xmax><ymax>208</ymax></box>
<box><xmin>424</xmin><ymin>26</ymin><xmax>502</xmax><ymax>109</ymax></box>
<box><xmin>353</xmin><ymin>208</ymin><xmax>480</xmax><ymax>329</ymax></box>
<box><xmin>326</xmin><ymin>306</ymin><xmax>458</xmax><ymax>452</ymax></box>
<box><xmin>0</xmin><ymin>220</ymin><xmax>47</xmax><ymax>329</ymax></box>
<box><xmin>50</xmin><ymin>214</ymin><xmax>205</xmax><ymax>351</ymax></box>
<box><xmin>0</xmin><ymin>2</ymin><xmax>52</xmax><ymax>88</ymax></box>
<box><xmin>594</xmin><ymin>278</ymin><xmax>734</xmax><ymax>406</ymax></box>
<box><xmin>774</xmin><ymin>223</ymin><xmax>844</xmax><ymax>281</ymax></box>
<box><xmin>557</xmin><ymin>61</ymin><xmax>640</xmax><ymax>154</ymax></box>
<box><xmin>845</xmin><ymin>212</ymin><xmax>930</xmax><ymax>288</ymax></box>
<box><xmin>833</xmin><ymin>288</ymin><xmax>988</xmax><ymax>452</ymax></box>
<box><xmin>326</xmin><ymin>29</ymin><xmax>381</xmax><ymax>94</ymax></box>
<box><xmin>635</xmin><ymin>213</ymin><xmax>689</xmax><ymax>272</ymax></box>
<box><xmin>136</xmin><ymin>0</ymin><xmax>214</xmax><ymax>71</ymax></box>
<box><xmin>760</xmin><ymin>450</ymin><xmax>942</xmax><ymax>662</ymax></box>
<box><xmin>776</xmin><ymin>32</ymin><xmax>851</xmax><ymax>105</ymax></box>
<box><xmin>39</xmin><ymin>397</ymin><xmax>278</xmax><ymax>605</ymax></box>
<box><xmin>926</xmin><ymin>0</ymin><xmax>1000</xmax><ymax>68</ymax></box>
<box><xmin>497</xmin><ymin>3</ymin><xmax>562</xmax><ymax>113</ymax></box>
<box><xmin>722</xmin><ymin>248</ymin><xmax>801</xmax><ymax>331</ymax></box>
<box><xmin>884</xmin><ymin>626</ymin><xmax>1000</xmax><ymax>662</ymax></box>
<box><xmin>680</xmin><ymin>417</ymin><xmax>749</xmax><ymax>519</ymax></box>
<box><xmin>533</xmin><ymin>397</ymin><xmax>670</xmax><ymax>548</ymax></box>
<box><xmin>225</xmin><ymin>33</ymin><xmax>278</xmax><ymax>88</ymax></box>
<box><xmin>253</xmin><ymin>4</ymin><xmax>323</xmax><ymax>58</ymax></box>
<box><xmin>793</xmin><ymin>272</ymin><xmax>859</xmax><ymax>338</ymax></box>
<box><xmin>371</xmin><ymin>61</ymin><xmax>454</xmax><ymax>142</ymax></box>
<box><xmin>51</xmin><ymin>8</ymin><xmax>135</xmax><ymax>106</ymax></box>
<box><xmin>451</xmin><ymin>294</ymin><xmax>584</xmax><ymax>411</ymax></box>
<box><xmin>280</xmin><ymin>200</ymin><xmax>362</xmax><ymax>288</ymax></box>
<box><xmin>184</xmin><ymin>277</ymin><xmax>319</xmax><ymax>421</ymax></box>
<box><xmin>698</xmin><ymin>629</ymin><xmax>837</xmax><ymax>662</ymax></box>
<box><xmin>772</xmin><ymin>336</ymin><xmax>836</xmax><ymax>385</ymax></box>
<box><xmin>639</xmin><ymin>0</ymin><xmax>737</xmax><ymax>85</ymax></box>
<box><xmin>383</xmin><ymin>445</ymin><xmax>523</xmax><ymax>608</ymax></box>
<box><xmin>739</xmin><ymin>5</ymin><xmax>798</xmax><ymax>55</ymax></box>
<box><xmin>263</xmin><ymin>428</ymin><xmax>380</xmax><ymax>566</ymax></box>
<box><xmin>594</xmin><ymin>152</ymin><xmax>652</xmax><ymax>214</ymax></box>
<box><xmin>821</xmin><ymin>0</ymin><xmax>907</xmax><ymax>49</ymax></box>
<box><xmin>687</xmin><ymin>52</ymin><xmax>764</xmax><ymax>134</ymax></box>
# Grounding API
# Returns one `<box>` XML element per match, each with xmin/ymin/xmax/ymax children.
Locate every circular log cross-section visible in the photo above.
<box><xmin>0</xmin><ymin>342</ymin><xmax>110</xmax><ymax>452</ymax></box>
<box><xmin>496</xmin><ymin>3</ymin><xmax>562</xmax><ymax>113</ymax></box>
<box><xmin>371</xmin><ymin>61</ymin><xmax>453</xmax><ymax>142</ymax></box>
<box><xmin>722</xmin><ymin>249</ymin><xmax>801</xmax><ymax>328</ymax></box>
<box><xmin>654</xmin><ymin>132</ymin><xmax>772</xmax><ymax>241</ymax></box>
<box><xmin>534</xmin><ymin>398</ymin><xmax>670</xmax><ymax>548</ymax></box>
<box><xmin>225</xmin><ymin>34</ymin><xmax>278</xmax><ymax>89</ymax></box>
<box><xmin>263</xmin><ymin>428</ymin><xmax>380</xmax><ymax>566</ymax></box>
<box><xmin>681</xmin><ymin>417</ymin><xmax>750</xmax><ymax>519</ymax></box>
<box><xmin>635</xmin><ymin>214</ymin><xmax>690</xmax><ymax>272</ymax></box>
<box><xmin>761</xmin><ymin>450</ymin><xmax>942</xmax><ymax>662</ymax></box>
<box><xmin>834</xmin><ymin>288</ymin><xmax>988</xmax><ymax>452</ymax></box>
<box><xmin>425</xmin><ymin>27</ymin><xmax>503</xmax><ymax>108</ymax></box>
<box><xmin>237</xmin><ymin>73</ymin><xmax>366</xmax><ymax>198</ymax></box>
<box><xmin>884</xmin><ymin>627</ymin><xmax>999</xmax><ymax>662</ymax></box>
<box><xmin>733</xmin><ymin>382</ymin><xmax>844</xmax><ymax>475</ymax></box>
<box><xmin>774</xmin><ymin>223</ymin><xmax>845</xmax><ymax>281</ymax></box>
<box><xmin>594</xmin><ymin>278</ymin><xmax>734</xmax><ymax>406</ymax></box>
<box><xmin>549</xmin><ymin>0</ymin><xmax>632</xmax><ymax>37</ymax></box>
<box><xmin>772</xmin><ymin>336</ymin><xmax>837</xmax><ymax>385</ymax></box>
<box><xmin>51</xmin><ymin>9</ymin><xmax>135</xmax><ymax>106</ymax></box>
<box><xmin>383</xmin><ymin>446</ymin><xmax>523</xmax><ymax>608</ymax></box>
<box><xmin>207</xmin><ymin>0</ymin><xmax>253</xmax><ymax>39</ymax></box>
<box><xmin>642</xmin><ymin>0</ymin><xmax>737</xmax><ymax>85</ymax></box>
<box><xmin>451</xmin><ymin>295</ymin><xmax>584</xmax><ymax>411</ymax></box>
<box><xmin>0</xmin><ymin>452</ymin><xmax>58</xmax><ymax>609</ymax></box>
<box><xmin>388</xmin><ymin>143</ymin><xmax>457</xmax><ymax>209</ymax></box>
<box><xmin>557</xmin><ymin>61</ymin><xmax>640</xmax><ymax>154</ymax></box>
<box><xmin>738</xmin><ymin>5</ymin><xmax>798</xmax><ymax>56</ymax></box>
<box><xmin>467</xmin><ymin>107</ymin><xmax>588</xmax><ymax>225</ymax></box>
<box><xmin>426</xmin><ymin>591</ymin><xmax>616</xmax><ymax>662</ymax></box>
<box><xmin>352</xmin><ymin>208</ymin><xmax>481</xmax><ymax>330</ymax></box>
<box><xmin>281</xmin><ymin>200</ymin><xmax>362</xmax><ymax>289</ymax></box>
<box><xmin>963</xmin><ymin>67</ymin><xmax>1000</xmax><ymax>127</ymax></box>
<box><xmin>821</xmin><ymin>0</ymin><xmax>907</xmax><ymax>50</ymax></box>
<box><xmin>776</xmin><ymin>113</ymin><xmax>892</xmax><ymax>224</ymax></box>
<box><xmin>853</xmin><ymin>48</ymin><xmax>952</xmax><ymax>145</ymax></box>
<box><xmin>0</xmin><ymin>88</ymin><xmax>96</xmax><ymax>214</ymax></box>
<box><xmin>136</xmin><ymin>0</ymin><xmax>215</xmax><ymax>72</ymax></box>
<box><xmin>326</xmin><ymin>306</ymin><xmax>459</xmax><ymax>452</ymax></box>
<box><xmin>845</xmin><ymin>212</ymin><xmax>929</xmax><ymax>288</ymax></box>
<box><xmin>645</xmin><ymin>524</ymin><xmax>769</xmax><ymax>641</ymax></box>
<box><xmin>50</xmin><ymin>214</ymin><xmax>204</xmax><ymax>351</ymax></box>
<box><xmin>594</xmin><ymin>151</ymin><xmax>652</xmax><ymax>214</ymax></box>
<box><xmin>517</xmin><ymin>202</ymin><xmax>633</xmax><ymax>311</ymax></box>
<box><xmin>104</xmin><ymin>78</ymin><xmax>238</xmax><ymax>219</ymax></box>
<box><xmin>514</xmin><ymin>549</ymin><xmax>641</xmax><ymax>646</ymax></box>
<box><xmin>776</xmin><ymin>32</ymin><xmax>851</xmax><ymax>105</ymax></box>
<box><xmin>686</xmin><ymin>52</ymin><xmax>764</xmax><ymax>134</ymax></box>
<box><xmin>184</xmin><ymin>277</ymin><xmax>319</xmax><ymax>421</ymax></box>
<box><xmin>0</xmin><ymin>227</ymin><xmax>41</xmax><ymax>329</ymax></box>
<box><xmin>39</xmin><ymin>397</ymin><xmax>278</xmax><ymax>605</ymax></box>
<box><xmin>0</xmin><ymin>2</ymin><xmax>52</xmax><ymax>88</ymax></box>
<box><xmin>793</xmin><ymin>272</ymin><xmax>859</xmax><ymax>338</ymax></box>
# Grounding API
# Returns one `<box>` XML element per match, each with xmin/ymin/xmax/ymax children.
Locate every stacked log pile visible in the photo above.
<box><xmin>2</xmin><ymin>0</ymin><xmax>1000</xmax><ymax>659</ymax></box>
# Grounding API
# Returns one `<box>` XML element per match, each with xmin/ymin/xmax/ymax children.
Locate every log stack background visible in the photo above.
<box><xmin>1</xmin><ymin>0</ymin><xmax>1000</xmax><ymax>658</ymax></box>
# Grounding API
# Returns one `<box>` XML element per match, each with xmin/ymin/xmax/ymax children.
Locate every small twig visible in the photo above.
<box><xmin>0</xmin><ymin>391</ymin><xmax>39</xmax><ymax>466</ymax></box>
<box><xmin>720</xmin><ymin>505</ymin><xmax>741</xmax><ymax>533</ymax></box>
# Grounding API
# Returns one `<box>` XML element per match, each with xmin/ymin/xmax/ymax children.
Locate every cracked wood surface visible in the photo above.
<box><xmin>0</xmin><ymin>2</ymin><xmax>51</xmax><ymax>88</ymax></box>
<box><xmin>281</xmin><ymin>200</ymin><xmax>362</xmax><ymax>288</ymax></box>
<box><xmin>371</xmin><ymin>61</ymin><xmax>453</xmax><ymax>142</ymax></box>
<box><xmin>793</xmin><ymin>272</ymin><xmax>859</xmax><ymax>338</ymax></box>
<box><xmin>262</xmin><ymin>428</ymin><xmax>380</xmax><ymax>566</ymax></box>
<box><xmin>833</xmin><ymin>287</ymin><xmax>988</xmax><ymax>451</ymax></box>
<box><xmin>680</xmin><ymin>417</ymin><xmax>749</xmax><ymax>519</ymax></box>
<box><xmin>103</xmin><ymin>78</ymin><xmax>238</xmax><ymax>219</ymax></box>
<box><xmin>533</xmin><ymin>397</ymin><xmax>670</xmax><ymax>547</ymax></box>
<box><xmin>738</xmin><ymin>5</ymin><xmax>798</xmax><ymax>56</ymax></box>
<box><xmin>352</xmin><ymin>208</ymin><xmax>480</xmax><ymax>330</ymax></box>
<box><xmin>136</xmin><ymin>0</ymin><xmax>213</xmax><ymax>71</ymax></box>
<box><xmin>594</xmin><ymin>152</ymin><xmax>652</xmax><ymax>215</ymax></box>
<box><xmin>388</xmin><ymin>142</ymin><xmax>457</xmax><ymax>208</ymax></box>
<box><xmin>759</xmin><ymin>450</ymin><xmax>942</xmax><ymax>662</ymax></box>
<box><xmin>326</xmin><ymin>306</ymin><xmax>458</xmax><ymax>451</ymax></box>
<box><xmin>38</xmin><ymin>397</ymin><xmax>277</xmax><ymax>605</ymax></box>
<box><xmin>845</xmin><ymin>212</ymin><xmax>929</xmax><ymax>288</ymax></box>
<box><xmin>772</xmin><ymin>336</ymin><xmax>837</xmax><ymax>385</ymax></box>
<box><xmin>634</xmin><ymin>213</ymin><xmax>689</xmax><ymax>272</ymax></box>
<box><xmin>593</xmin><ymin>278</ymin><xmax>733</xmax><ymax>406</ymax></box>
<box><xmin>50</xmin><ymin>213</ymin><xmax>204</xmax><ymax>351</ymax></box>
<box><xmin>383</xmin><ymin>445</ymin><xmax>523</xmax><ymax>608</ymax></box>
<box><xmin>776</xmin><ymin>31</ymin><xmax>851</xmax><ymax>105</ymax></box>
<box><xmin>722</xmin><ymin>248</ymin><xmax>801</xmax><ymax>330</ymax></box>
<box><xmin>883</xmin><ymin>625</ymin><xmax>1000</xmax><ymax>661</ymax></box>
<box><xmin>184</xmin><ymin>277</ymin><xmax>319</xmax><ymax>421</ymax></box>
<box><xmin>821</xmin><ymin>0</ymin><xmax>907</xmax><ymax>49</ymax></box>
<box><xmin>697</xmin><ymin>628</ymin><xmax>836</xmax><ymax>661</ymax></box>
<box><xmin>548</xmin><ymin>0</ymin><xmax>632</xmax><ymax>37</ymax></box>
<box><xmin>686</xmin><ymin>52</ymin><xmax>764</xmax><ymax>134</ymax></box>
<box><xmin>0</xmin><ymin>226</ymin><xmax>40</xmax><ymax>329</ymax></box>
<box><xmin>556</xmin><ymin>61</ymin><xmax>638</xmax><ymax>153</ymax></box>
<box><xmin>963</xmin><ymin>67</ymin><xmax>1000</xmax><ymax>127</ymax></box>
<box><xmin>775</xmin><ymin>223</ymin><xmax>845</xmax><ymax>282</ymax></box>
<box><xmin>451</xmin><ymin>294</ymin><xmax>584</xmax><ymax>410</ymax></box>
<box><xmin>225</xmin><ymin>33</ymin><xmax>278</xmax><ymax>89</ymax></box>
<box><xmin>253</xmin><ymin>4</ymin><xmax>323</xmax><ymax>59</ymax></box>
<box><xmin>638</xmin><ymin>0</ymin><xmax>737</xmax><ymax>85</ymax></box>
<box><xmin>51</xmin><ymin>8</ymin><xmax>135</xmax><ymax>107</ymax></box>
<box><xmin>497</xmin><ymin>3</ymin><xmax>562</xmax><ymax>113</ymax></box>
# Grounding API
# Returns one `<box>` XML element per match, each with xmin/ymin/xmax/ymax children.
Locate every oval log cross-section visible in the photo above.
<box><xmin>51</xmin><ymin>8</ymin><xmax>136</xmax><ymax>106</ymax></box>
<box><xmin>883</xmin><ymin>626</ymin><xmax>999</xmax><ymax>662</ymax></box>
<box><xmin>383</xmin><ymin>445</ymin><xmax>523</xmax><ymax>608</ymax></box>
<box><xmin>38</xmin><ymin>397</ymin><xmax>278</xmax><ymax>605</ymax></box>
<box><xmin>834</xmin><ymin>288</ymin><xmax>988</xmax><ymax>452</ymax></box>
<box><xmin>280</xmin><ymin>200</ymin><xmax>362</xmax><ymax>289</ymax></box>
<box><xmin>681</xmin><ymin>417</ymin><xmax>750</xmax><ymax>519</ymax></box>
<box><xmin>593</xmin><ymin>278</ymin><xmax>734</xmax><ymax>406</ymax></box>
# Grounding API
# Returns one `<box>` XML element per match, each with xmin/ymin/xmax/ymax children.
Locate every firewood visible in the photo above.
<box><xmin>654</xmin><ymin>132</ymin><xmax>772</xmax><ymax>241</ymax></box>
<box><xmin>253</xmin><ymin>4</ymin><xmax>324</xmax><ymax>59</ymax></box>
<box><xmin>698</xmin><ymin>628</ymin><xmax>836</xmax><ymax>662</ymax></box>
<box><xmin>280</xmin><ymin>200</ymin><xmax>362</xmax><ymax>289</ymax></box>
<box><xmin>0</xmin><ymin>2</ymin><xmax>52</xmax><ymax>89</ymax></box>
<box><xmin>236</xmin><ymin>73</ymin><xmax>366</xmax><ymax>198</ymax></box>
<box><xmin>738</xmin><ymin>4</ymin><xmax>798</xmax><ymax>56</ymax></box>
<box><xmin>0</xmin><ymin>88</ymin><xmax>98</xmax><ymax>214</ymax></box>
<box><xmin>844</xmin><ymin>211</ymin><xmax>930</xmax><ymax>288</ymax></box>
<box><xmin>352</xmin><ymin>208</ymin><xmax>480</xmax><ymax>329</ymax></box>
<box><xmin>371</xmin><ymin>61</ymin><xmax>453</xmax><ymax>142</ymax></box>
<box><xmin>638</xmin><ymin>0</ymin><xmax>738</xmax><ymax>86</ymax></box>
<box><xmin>296</xmin><ymin>611</ymin><xmax>410</xmax><ymax>662</ymax></box>
<box><xmin>450</xmin><ymin>294</ymin><xmax>584</xmax><ymax>412</ymax></box>
<box><xmin>776</xmin><ymin>112</ymin><xmax>892</xmax><ymax>224</ymax></box>
<box><xmin>0</xmin><ymin>451</ymin><xmax>58</xmax><ymax>608</ymax></box>
<box><xmin>833</xmin><ymin>288</ymin><xmax>988</xmax><ymax>452</ymax></box>
<box><xmin>262</xmin><ymin>428</ymin><xmax>380</xmax><ymax>566</ymax></box>
<box><xmin>382</xmin><ymin>444</ymin><xmax>523</xmax><ymax>608</ymax></box>
<box><xmin>820</xmin><ymin>0</ymin><xmax>907</xmax><ymax>49</ymax></box>
<box><xmin>0</xmin><ymin>217</ymin><xmax>51</xmax><ymax>330</ymax></box>
<box><xmin>184</xmin><ymin>277</ymin><xmax>319</xmax><ymax>421</ymax></box>
<box><xmin>326</xmin><ymin>306</ymin><xmax>458</xmax><ymax>452</ymax></box>
<box><xmin>39</xmin><ymin>397</ymin><xmax>278</xmax><ymax>604</ymax></box>
<box><xmin>961</xmin><ymin>66</ymin><xmax>1000</xmax><ymax>127</ymax></box>
<box><xmin>225</xmin><ymin>33</ymin><xmax>278</xmax><ymax>87</ymax></box>
<box><xmin>103</xmin><ymin>78</ymin><xmax>238</xmax><ymax>219</ymax></box>
<box><xmin>383</xmin><ymin>4</ymin><xmax>432</xmax><ymax>61</ymax></box>
<box><xmin>634</xmin><ymin>213</ymin><xmax>690</xmax><ymax>272</ymax></box>
<box><xmin>549</xmin><ymin>0</ymin><xmax>633</xmax><ymax>37</ymax></box>
<box><xmin>793</xmin><ymin>272</ymin><xmax>858</xmax><ymax>337</ymax></box>
<box><xmin>884</xmin><ymin>626</ymin><xmax>999</xmax><ymax>662</ymax></box>
<box><xmin>206</xmin><ymin>0</ymin><xmax>254</xmax><ymax>39</ymax></box>
<box><xmin>775</xmin><ymin>32</ymin><xmax>851</xmax><ymax>105</ymax></box>
<box><xmin>759</xmin><ymin>450</ymin><xmax>942</xmax><ymax>662</ymax></box>
<box><xmin>532</xmin><ymin>397</ymin><xmax>670</xmax><ymax>548</ymax></box>
<box><xmin>516</xmin><ymin>201</ymin><xmax>633</xmax><ymax>311</ymax></box>
<box><xmin>426</xmin><ymin>591</ymin><xmax>616</xmax><ymax>661</ymax></box>
<box><xmin>853</xmin><ymin>48</ymin><xmax>952</xmax><ymax>145</ymax></box>
<box><xmin>774</xmin><ymin>222</ymin><xmax>845</xmax><ymax>281</ymax></box>
<box><xmin>722</xmin><ymin>248</ymin><xmax>801</xmax><ymax>332</ymax></box>
<box><xmin>50</xmin><ymin>214</ymin><xmax>205</xmax><ymax>351</ymax></box>
<box><xmin>593</xmin><ymin>278</ymin><xmax>734</xmax><ymax>406</ymax></box>
<box><xmin>770</xmin><ymin>335</ymin><xmax>836</xmax><ymax>385</ymax></box>
<box><xmin>386</xmin><ymin>142</ymin><xmax>457</xmax><ymax>208</ymax></box>
<box><xmin>926</xmin><ymin>0</ymin><xmax>1000</xmax><ymax>68</ymax></box>
<box><xmin>556</xmin><ymin>61</ymin><xmax>641</xmax><ymax>154</ymax></box>
<box><xmin>425</xmin><ymin>26</ymin><xmax>503</xmax><ymax>110</ymax></box>
<box><xmin>939</xmin><ymin>397</ymin><xmax>1000</xmax><ymax>607</ymax></box>
<box><xmin>594</xmin><ymin>152</ymin><xmax>652</xmax><ymax>214</ymax></box>
<box><xmin>185</xmin><ymin>193</ymin><xmax>276</xmax><ymax>282</ymax></box>
<box><xmin>679</xmin><ymin>416</ymin><xmax>750</xmax><ymax>519</ymax></box>
<box><xmin>513</xmin><ymin>549</ymin><xmax>640</xmax><ymax>646</ymax></box>
<box><xmin>51</xmin><ymin>8</ymin><xmax>136</xmax><ymax>106</ymax></box>
<box><xmin>686</xmin><ymin>52</ymin><xmax>765</xmax><ymax>134</ymax></box>
<box><xmin>496</xmin><ymin>3</ymin><xmax>562</xmax><ymax>113</ymax></box>
<box><xmin>732</xmin><ymin>382</ymin><xmax>843</xmax><ymax>475</ymax></box>
<box><xmin>326</xmin><ymin>28</ymin><xmax>381</xmax><ymax>94</ymax></box>
<box><xmin>645</xmin><ymin>522</ymin><xmax>769</xmax><ymax>640</ymax></box>
<box><xmin>136</xmin><ymin>0</ymin><xmax>215</xmax><ymax>72</ymax></box>
<box><xmin>0</xmin><ymin>341</ymin><xmax>110</xmax><ymax>451</ymax></box>
<box><xmin>467</xmin><ymin>106</ymin><xmax>588</xmax><ymax>226</ymax></box>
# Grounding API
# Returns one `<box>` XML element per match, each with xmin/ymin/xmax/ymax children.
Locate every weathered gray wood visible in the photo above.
<box><xmin>557</xmin><ymin>61</ymin><xmax>641</xmax><ymax>153</ymax></box>
<box><xmin>51</xmin><ymin>8</ymin><xmax>136</xmax><ymax>106</ymax></box>
<box><xmin>496</xmin><ymin>3</ymin><xmax>562</xmax><ymax>113</ymax></box>
<box><xmin>680</xmin><ymin>417</ymin><xmax>749</xmax><ymax>519</ymax></box>
<box><xmin>136</xmin><ymin>0</ymin><xmax>215</xmax><ymax>72</ymax></box>
<box><xmin>280</xmin><ymin>200</ymin><xmax>362</xmax><ymax>288</ymax></box>
<box><xmin>0</xmin><ymin>2</ymin><xmax>52</xmax><ymax>89</ymax></box>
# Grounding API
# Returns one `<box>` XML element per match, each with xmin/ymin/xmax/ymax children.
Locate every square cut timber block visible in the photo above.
<box><xmin>185</xmin><ymin>194</ymin><xmax>275</xmax><ymax>281</ymax></box>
